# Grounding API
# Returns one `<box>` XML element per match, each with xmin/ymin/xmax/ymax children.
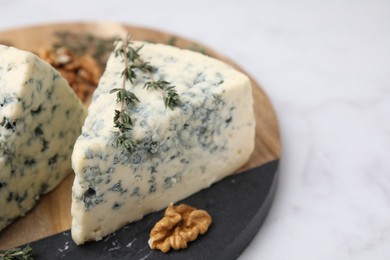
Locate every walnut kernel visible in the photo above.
<box><xmin>37</xmin><ymin>47</ymin><xmax>102</xmax><ymax>103</ymax></box>
<box><xmin>148</xmin><ymin>203</ymin><xmax>212</xmax><ymax>253</ymax></box>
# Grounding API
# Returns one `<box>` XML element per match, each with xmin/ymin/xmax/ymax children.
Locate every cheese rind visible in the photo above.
<box><xmin>0</xmin><ymin>45</ymin><xmax>86</xmax><ymax>231</ymax></box>
<box><xmin>71</xmin><ymin>42</ymin><xmax>255</xmax><ymax>244</ymax></box>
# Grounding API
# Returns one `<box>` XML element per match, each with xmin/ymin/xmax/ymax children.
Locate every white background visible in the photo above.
<box><xmin>0</xmin><ymin>0</ymin><xmax>389</xmax><ymax>259</ymax></box>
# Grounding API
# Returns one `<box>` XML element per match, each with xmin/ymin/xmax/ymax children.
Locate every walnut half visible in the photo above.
<box><xmin>148</xmin><ymin>203</ymin><xmax>212</xmax><ymax>253</ymax></box>
<box><xmin>37</xmin><ymin>47</ymin><xmax>102</xmax><ymax>103</ymax></box>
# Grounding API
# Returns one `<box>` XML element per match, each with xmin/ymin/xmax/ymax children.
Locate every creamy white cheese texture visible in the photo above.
<box><xmin>71</xmin><ymin>41</ymin><xmax>255</xmax><ymax>245</ymax></box>
<box><xmin>0</xmin><ymin>45</ymin><xmax>86</xmax><ymax>231</ymax></box>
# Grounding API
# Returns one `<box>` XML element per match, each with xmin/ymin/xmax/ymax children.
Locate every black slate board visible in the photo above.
<box><xmin>25</xmin><ymin>160</ymin><xmax>278</xmax><ymax>260</ymax></box>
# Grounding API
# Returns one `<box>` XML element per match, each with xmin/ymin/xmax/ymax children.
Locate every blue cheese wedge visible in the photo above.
<box><xmin>0</xmin><ymin>45</ymin><xmax>86</xmax><ymax>231</ymax></box>
<box><xmin>71</xmin><ymin>41</ymin><xmax>255</xmax><ymax>244</ymax></box>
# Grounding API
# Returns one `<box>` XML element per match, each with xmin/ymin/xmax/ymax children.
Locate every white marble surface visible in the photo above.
<box><xmin>1</xmin><ymin>0</ymin><xmax>390</xmax><ymax>259</ymax></box>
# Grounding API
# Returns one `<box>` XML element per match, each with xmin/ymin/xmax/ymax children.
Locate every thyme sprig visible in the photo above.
<box><xmin>144</xmin><ymin>80</ymin><xmax>182</xmax><ymax>110</ymax></box>
<box><xmin>0</xmin><ymin>245</ymin><xmax>33</xmax><ymax>260</ymax></box>
<box><xmin>111</xmin><ymin>35</ymin><xmax>182</xmax><ymax>154</ymax></box>
<box><xmin>110</xmin><ymin>35</ymin><xmax>139</xmax><ymax>154</ymax></box>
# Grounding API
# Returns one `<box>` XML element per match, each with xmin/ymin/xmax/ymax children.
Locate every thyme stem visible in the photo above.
<box><xmin>120</xmin><ymin>34</ymin><xmax>130</xmax><ymax>122</ymax></box>
<box><xmin>111</xmin><ymin>35</ymin><xmax>182</xmax><ymax>154</ymax></box>
<box><xmin>0</xmin><ymin>245</ymin><xmax>33</xmax><ymax>260</ymax></box>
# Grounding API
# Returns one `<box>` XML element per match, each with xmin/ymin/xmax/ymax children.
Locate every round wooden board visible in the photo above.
<box><xmin>0</xmin><ymin>22</ymin><xmax>281</xmax><ymax>250</ymax></box>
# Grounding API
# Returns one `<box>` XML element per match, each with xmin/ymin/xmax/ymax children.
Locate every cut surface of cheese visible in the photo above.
<box><xmin>0</xmin><ymin>45</ymin><xmax>86</xmax><ymax>231</ymax></box>
<box><xmin>71</xmin><ymin>41</ymin><xmax>255</xmax><ymax>244</ymax></box>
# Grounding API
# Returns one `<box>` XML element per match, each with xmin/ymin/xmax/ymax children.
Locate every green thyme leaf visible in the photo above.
<box><xmin>0</xmin><ymin>245</ymin><xmax>34</xmax><ymax>260</ymax></box>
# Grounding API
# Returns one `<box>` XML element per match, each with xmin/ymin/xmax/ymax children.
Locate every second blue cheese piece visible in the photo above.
<box><xmin>0</xmin><ymin>44</ymin><xmax>86</xmax><ymax>231</ymax></box>
<box><xmin>71</xmin><ymin>41</ymin><xmax>255</xmax><ymax>244</ymax></box>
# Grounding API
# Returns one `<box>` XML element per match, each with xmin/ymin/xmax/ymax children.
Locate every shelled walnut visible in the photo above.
<box><xmin>148</xmin><ymin>203</ymin><xmax>212</xmax><ymax>253</ymax></box>
<box><xmin>37</xmin><ymin>47</ymin><xmax>102</xmax><ymax>102</ymax></box>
